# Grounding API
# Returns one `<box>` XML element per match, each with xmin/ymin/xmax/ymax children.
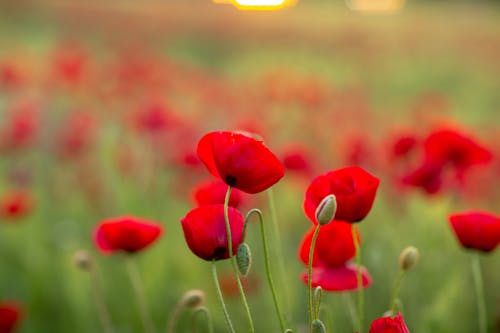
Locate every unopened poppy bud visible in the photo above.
<box><xmin>399</xmin><ymin>246</ymin><xmax>419</xmax><ymax>271</ymax></box>
<box><xmin>179</xmin><ymin>289</ymin><xmax>205</xmax><ymax>309</ymax></box>
<box><xmin>236</xmin><ymin>243</ymin><xmax>252</xmax><ymax>277</ymax></box>
<box><xmin>73</xmin><ymin>250</ymin><xmax>92</xmax><ymax>271</ymax></box>
<box><xmin>312</xmin><ymin>319</ymin><xmax>326</xmax><ymax>333</ymax></box>
<box><xmin>315</xmin><ymin>194</ymin><xmax>337</xmax><ymax>225</ymax></box>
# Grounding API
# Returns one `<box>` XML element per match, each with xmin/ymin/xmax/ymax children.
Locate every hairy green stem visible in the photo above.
<box><xmin>389</xmin><ymin>269</ymin><xmax>406</xmax><ymax>315</ymax></box>
<box><xmin>224</xmin><ymin>186</ymin><xmax>255</xmax><ymax>333</ymax></box>
<box><xmin>308</xmin><ymin>225</ymin><xmax>321</xmax><ymax>332</ymax></box>
<box><xmin>211</xmin><ymin>261</ymin><xmax>235</xmax><ymax>333</ymax></box>
<box><xmin>267</xmin><ymin>188</ymin><xmax>290</xmax><ymax>322</ymax></box>
<box><xmin>246</xmin><ymin>209</ymin><xmax>286</xmax><ymax>332</ymax></box>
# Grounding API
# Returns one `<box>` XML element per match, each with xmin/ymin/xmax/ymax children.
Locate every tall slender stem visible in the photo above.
<box><xmin>389</xmin><ymin>269</ymin><xmax>406</xmax><ymax>315</ymax></box>
<box><xmin>472</xmin><ymin>253</ymin><xmax>487</xmax><ymax>333</ymax></box>
<box><xmin>191</xmin><ymin>306</ymin><xmax>214</xmax><ymax>333</ymax></box>
<box><xmin>246</xmin><ymin>209</ymin><xmax>286</xmax><ymax>332</ymax></box>
<box><xmin>90</xmin><ymin>267</ymin><xmax>115</xmax><ymax>333</ymax></box>
<box><xmin>126</xmin><ymin>258</ymin><xmax>156</xmax><ymax>333</ymax></box>
<box><xmin>224</xmin><ymin>186</ymin><xmax>255</xmax><ymax>333</ymax></box>
<box><xmin>211</xmin><ymin>261</ymin><xmax>235</xmax><ymax>333</ymax></box>
<box><xmin>308</xmin><ymin>225</ymin><xmax>321</xmax><ymax>332</ymax></box>
<box><xmin>267</xmin><ymin>188</ymin><xmax>290</xmax><ymax>319</ymax></box>
<box><xmin>351</xmin><ymin>225</ymin><xmax>364</xmax><ymax>333</ymax></box>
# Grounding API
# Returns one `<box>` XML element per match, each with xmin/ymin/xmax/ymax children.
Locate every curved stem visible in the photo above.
<box><xmin>90</xmin><ymin>267</ymin><xmax>115</xmax><ymax>333</ymax></box>
<box><xmin>389</xmin><ymin>269</ymin><xmax>406</xmax><ymax>315</ymax></box>
<box><xmin>313</xmin><ymin>287</ymin><xmax>323</xmax><ymax>320</ymax></box>
<box><xmin>211</xmin><ymin>261</ymin><xmax>235</xmax><ymax>333</ymax></box>
<box><xmin>246</xmin><ymin>209</ymin><xmax>286</xmax><ymax>332</ymax></box>
<box><xmin>472</xmin><ymin>253</ymin><xmax>487</xmax><ymax>333</ymax></box>
<box><xmin>224</xmin><ymin>186</ymin><xmax>255</xmax><ymax>333</ymax></box>
<box><xmin>191</xmin><ymin>306</ymin><xmax>214</xmax><ymax>333</ymax></box>
<box><xmin>308</xmin><ymin>225</ymin><xmax>321</xmax><ymax>332</ymax></box>
<box><xmin>351</xmin><ymin>225</ymin><xmax>364</xmax><ymax>333</ymax></box>
<box><xmin>267</xmin><ymin>188</ymin><xmax>290</xmax><ymax>321</ymax></box>
<box><xmin>166</xmin><ymin>301</ymin><xmax>183</xmax><ymax>333</ymax></box>
<box><xmin>126</xmin><ymin>258</ymin><xmax>156</xmax><ymax>333</ymax></box>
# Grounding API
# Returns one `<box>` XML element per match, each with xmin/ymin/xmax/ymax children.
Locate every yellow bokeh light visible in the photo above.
<box><xmin>346</xmin><ymin>0</ymin><xmax>405</xmax><ymax>12</ymax></box>
<box><xmin>213</xmin><ymin>0</ymin><xmax>296</xmax><ymax>11</ymax></box>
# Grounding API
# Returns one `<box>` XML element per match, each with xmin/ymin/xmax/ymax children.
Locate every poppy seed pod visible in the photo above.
<box><xmin>399</xmin><ymin>246</ymin><xmax>419</xmax><ymax>271</ymax></box>
<box><xmin>315</xmin><ymin>194</ymin><xmax>337</xmax><ymax>225</ymax></box>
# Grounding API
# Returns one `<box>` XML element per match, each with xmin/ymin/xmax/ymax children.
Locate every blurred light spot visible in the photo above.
<box><xmin>346</xmin><ymin>0</ymin><xmax>405</xmax><ymax>13</ymax></box>
<box><xmin>213</xmin><ymin>0</ymin><xmax>296</xmax><ymax>10</ymax></box>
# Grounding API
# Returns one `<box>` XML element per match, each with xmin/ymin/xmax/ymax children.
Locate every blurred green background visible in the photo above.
<box><xmin>1</xmin><ymin>1</ymin><xmax>500</xmax><ymax>332</ymax></box>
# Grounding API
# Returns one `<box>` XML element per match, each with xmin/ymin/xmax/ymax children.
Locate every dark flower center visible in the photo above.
<box><xmin>225</xmin><ymin>174</ymin><xmax>237</xmax><ymax>187</ymax></box>
<box><xmin>212</xmin><ymin>246</ymin><xmax>227</xmax><ymax>260</ymax></box>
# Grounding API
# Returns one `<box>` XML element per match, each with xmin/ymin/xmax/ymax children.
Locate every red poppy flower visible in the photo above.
<box><xmin>448</xmin><ymin>211</ymin><xmax>500</xmax><ymax>253</ymax></box>
<box><xmin>191</xmin><ymin>180</ymin><xmax>246</xmax><ymax>209</ymax></box>
<box><xmin>94</xmin><ymin>216</ymin><xmax>163</xmax><ymax>254</ymax></box>
<box><xmin>390</xmin><ymin>134</ymin><xmax>419</xmax><ymax>160</ymax></box>
<box><xmin>369</xmin><ymin>312</ymin><xmax>410</xmax><ymax>333</ymax></box>
<box><xmin>304</xmin><ymin>166</ymin><xmax>380</xmax><ymax>223</ymax></box>
<box><xmin>298</xmin><ymin>221</ymin><xmax>358</xmax><ymax>267</ymax></box>
<box><xmin>424</xmin><ymin>128</ymin><xmax>492</xmax><ymax>173</ymax></box>
<box><xmin>0</xmin><ymin>302</ymin><xmax>22</xmax><ymax>333</ymax></box>
<box><xmin>197</xmin><ymin>131</ymin><xmax>285</xmax><ymax>194</ymax></box>
<box><xmin>401</xmin><ymin>161</ymin><xmax>443</xmax><ymax>195</ymax></box>
<box><xmin>0</xmin><ymin>190</ymin><xmax>34</xmax><ymax>221</ymax></box>
<box><xmin>181</xmin><ymin>205</ymin><xmax>245</xmax><ymax>261</ymax></box>
<box><xmin>280</xmin><ymin>145</ymin><xmax>314</xmax><ymax>176</ymax></box>
<box><xmin>300</xmin><ymin>263</ymin><xmax>372</xmax><ymax>292</ymax></box>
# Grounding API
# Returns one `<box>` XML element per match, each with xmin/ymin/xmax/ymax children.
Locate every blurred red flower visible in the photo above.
<box><xmin>132</xmin><ymin>102</ymin><xmax>178</xmax><ymax>136</ymax></box>
<box><xmin>0</xmin><ymin>102</ymin><xmax>39</xmax><ymax>152</ymax></box>
<box><xmin>94</xmin><ymin>216</ymin><xmax>163</xmax><ymax>254</ymax></box>
<box><xmin>304</xmin><ymin>166</ymin><xmax>380</xmax><ymax>224</ymax></box>
<box><xmin>424</xmin><ymin>128</ymin><xmax>492</xmax><ymax>174</ymax></box>
<box><xmin>0</xmin><ymin>302</ymin><xmax>22</xmax><ymax>333</ymax></box>
<box><xmin>0</xmin><ymin>190</ymin><xmax>34</xmax><ymax>221</ymax></box>
<box><xmin>56</xmin><ymin>112</ymin><xmax>97</xmax><ymax>159</ymax></box>
<box><xmin>401</xmin><ymin>161</ymin><xmax>443</xmax><ymax>195</ymax></box>
<box><xmin>191</xmin><ymin>180</ymin><xmax>246</xmax><ymax>209</ymax></box>
<box><xmin>368</xmin><ymin>312</ymin><xmax>410</xmax><ymax>333</ymax></box>
<box><xmin>197</xmin><ymin>131</ymin><xmax>284</xmax><ymax>194</ymax></box>
<box><xmin>181</xmin><ymin>205</ymin><xmax>245</xmax><ymax>261</ymax></box>
<box><xmin>281</xmin><ymin>145</ymin><xmax>315</xmax><ymax>176</ymax></box>
<box><xmin>448</xmin><ymin>211</ymin><xmax>500</xmax><ymax>253</ymax></box>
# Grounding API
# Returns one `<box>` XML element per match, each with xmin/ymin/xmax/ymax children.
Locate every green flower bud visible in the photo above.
<box><xmin>73</xmin><ymin>250</ymin><xmax>92</xmax><ymax>271</ymax></box>
<box><xmin>236</xmin><ymin>243</ymin><xmax>252</xmax><ymax>277</ymax></box>
<box><xmin>399</xmin><ymin>246</ymin><xmax>419</xmax><ymax>271</ymax></box>
<box><xmin>312</xmin><ymin>319</ymin><xmax>326</xmax><ymax>333</ymax></box>
<box><xmin>179</xmin><ymin>289</ymin><xmax>205</xmax><ymax>309</ymax></box>
<box><xmin>315</xmin><ymin>195</ymin><xmax>337</xmax><ymax>225</ymax></box>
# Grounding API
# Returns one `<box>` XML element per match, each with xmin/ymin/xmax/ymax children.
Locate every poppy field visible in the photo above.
<box><xmin>1</xmin><ymin>1</ymin><xmax>500</xmax><ymax>333</ymax></box>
